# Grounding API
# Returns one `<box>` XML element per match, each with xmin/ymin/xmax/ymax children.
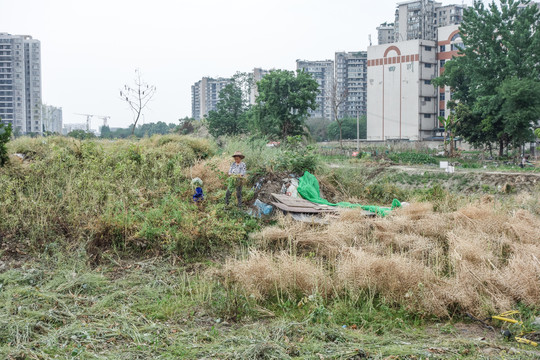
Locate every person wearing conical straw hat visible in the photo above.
<box><xmin>225</xmin><ymin>151</ymin><xmax>246</xmax><ymax>208</ymax></box>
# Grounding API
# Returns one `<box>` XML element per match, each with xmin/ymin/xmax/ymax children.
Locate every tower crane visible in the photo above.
<box><xmin>74</xmin><ymin>113</ymin><xmax>94</xmax><ymax>132</ymax></box>
<box><xmin>74</xmin><ymin>113</ymin><xmax>111</xmax><ymax>131</ymax></box>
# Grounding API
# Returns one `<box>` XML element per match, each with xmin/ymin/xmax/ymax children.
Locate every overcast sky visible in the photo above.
<box><xmin>1</xmin><ymin>0</ymin><xmax>473</xmax><ymax>129</ymax></box>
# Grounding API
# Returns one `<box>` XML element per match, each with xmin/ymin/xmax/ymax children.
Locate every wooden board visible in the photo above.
<box><xmin>271</xmin><ymin>193</ymin><xmax>377</xmax><ymax>217</ymax></box>
<box><xmin>271</xmin><ymin>193</ymin><xmax>336</xmax><ymax>210</ymax></box>
<box><xmin>270</xmin><ymin>202</ymin><xmax>337</xmax><ymax>214</ymax></box>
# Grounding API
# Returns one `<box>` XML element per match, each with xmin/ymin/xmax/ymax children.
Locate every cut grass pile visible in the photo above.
<box><xmin>225</xmin><ymin>201</ymin><xmax>540</xmax><ymax>318</ymax></box>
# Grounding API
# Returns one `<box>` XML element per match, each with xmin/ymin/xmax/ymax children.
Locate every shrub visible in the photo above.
<box><xmin>0</xmin><ymin>122</ymin><xmax>12</xmax><ymax>167</ymax></box>
<box><xmin>277</xmin><ymin>136</ymin><xmax>319</xmax><ymax>174</ymax></box>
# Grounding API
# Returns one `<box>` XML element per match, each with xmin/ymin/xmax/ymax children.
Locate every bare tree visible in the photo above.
<box><xmin>120</xmin><ymin>69</ymin><xmax>156</xmax><ymax>135</ymax></box>
<box><xmin>329</xmin><ymin>79</ymin><xmax>348</xmax><ymax>149</ymax></box>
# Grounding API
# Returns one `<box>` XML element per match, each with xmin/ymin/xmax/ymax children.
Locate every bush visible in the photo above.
<box><xmin>0</xmin><ymin>122</ymin><xmax>12</xmax><ymax>167</ymax></box>
<box><xmin>277</xmin><ymin>136</ymin><xmax>319</xmax><ymax>174</ymax></box>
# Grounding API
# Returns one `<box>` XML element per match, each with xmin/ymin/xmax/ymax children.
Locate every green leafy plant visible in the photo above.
<box><xmin>0</xmin><ymin>121</ymin><xmax>12</xmax><ymax>167</ymax></box>
<box><xmin>277</xmin><ymin>135</ymin><xmax>319</xmax><ymax>174</ymax></box>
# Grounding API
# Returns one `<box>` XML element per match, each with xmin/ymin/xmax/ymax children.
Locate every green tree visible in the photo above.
<box><xmin>100</xmin><ymin>125</ymin><xmax>112</xmax><ymax>139</ymax></box>
<box><xmin>68</xmin><ymin>130</ymin><xmax>96</xmax><ymax>140</ymax></box>
<box><xmin>0</xmin><ymin>121</ymin><xmax>12</xmax><ymax>167</ymax></box>
<box><xmin>252</xmin><ymin>69</ymin><xmax>319</xmax><ymax>140</ymax></box>
<box><xmin>498</xmin><ymin>77</ymin><xmax>540</xmax><ymax>148</ymax></box>
<box><xmin>306</xmin><ymin>117</ymin><xmax>332</xmax><ymax>142</ymax></box>
<box><xmin>327</xmin><ymin>116</ymin><xmax>366</xmax><ymax>141</ymax></box>
<box><xmin>207</xmin><ymin>82</ymin><xmax>248</xmax><ymax>137</ymax></box>
<box><xmin>176</xmin><ymin>117</ymin><xmax>195</xmax><ymax>135</ymax></box>
<box><xmin>433</xmin><ymin>0</ymin><xmax>540</xmax><ymax>156</ymax></box>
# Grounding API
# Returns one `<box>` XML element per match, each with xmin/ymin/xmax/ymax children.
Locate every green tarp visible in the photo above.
<box><xmin>297</xmin><ymin>171</ymin><xmax>401</xmax><ymax>217</ymax></box>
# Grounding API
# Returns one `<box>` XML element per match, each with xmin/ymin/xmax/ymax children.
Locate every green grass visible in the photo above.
<box><xmin>2</xmin><ymin>257</ymin><xmax>539</xmax><ymax>359</ymax></box>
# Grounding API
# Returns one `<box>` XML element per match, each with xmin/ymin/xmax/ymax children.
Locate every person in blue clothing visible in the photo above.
<box><xmin>225</xmin><ymin>151</ymin><xmax>246</xmax><ymax>208</ymax></box>
<box><xmin>191</xmin><ymin>178</ymin><xmax>204</xmax><ymax>207</ymax></box>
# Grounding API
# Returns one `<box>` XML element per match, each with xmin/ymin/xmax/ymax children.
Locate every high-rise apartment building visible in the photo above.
<box><xmin>394</xmin><ymin>0</ymin><xmax>439</xmax><ymax>41</ymax></box>
<box><xmin>191</xmin><ymin>77</ymin><xmax>232</xmax><ymax>120</ymax></box>
<box><xmin>377</xmin><ymin>23</ymin><xmax>396</xmax><ymax>45</ymax></box>
<box><xmin>393</xmin><ymin>1</ymin><xmax>466</xmax><ymax>42</ymax></box>
<box><xmin>42</xmin><ymin>104</ymin><xmax>63</xmax><ymax>134</ymax></box>
<box><xmin>335</xmin><ymin>51</ymin><xmax>368</xmax><ymax>119</ymax></box>
<box><xmin>296</xmin><ymin>59</ymin><xmax>334</xmax><ymax>119</ymax></box>
<box><xmin>0</xmin><ymin>33</ymin><xmax>42</xmax><ymax>134</ymax></box>
<box><xmin>435</xmin><ymin>4</ymin><xmax>465</xmax><ymax>27</ymax></box>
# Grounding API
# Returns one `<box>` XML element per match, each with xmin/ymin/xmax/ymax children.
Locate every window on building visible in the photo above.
<box><xmin>424</xmin><ymin>80</ymin><xmax>431</xmax><ymax>85</ymax></box>
<box><xmin>424</xmin><ymin>114</ymin><xmax>432</xmax><ymax>118</ymax></box>
<box><xmin>425</xmin><ymin>46</ymin><xmax>432</xmax><ymax>51</ymax></box>
<box><xmin>424</xmin><ymin>63</ymin><xmax>432</xmax><ymax>68</ymax></box>
<box><xmin>440</xmin><ymin>110</ymin><xmax>445</xmax><ymax>117</ymax></box>
<box><xmin>440</xmin><ymin>45</ymin><xmax>445</xmax><ymax>52</ymax></box>
<box><xmin>424</xmin><ymin>97</ymin><xmax>431</xmax><ymax>101</ymax></box>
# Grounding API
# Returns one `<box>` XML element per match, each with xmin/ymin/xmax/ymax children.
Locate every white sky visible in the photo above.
<box><xmin>1</xmin><ymin>0</ymin><xmax>474</xmax><ymax>129</ymax></box>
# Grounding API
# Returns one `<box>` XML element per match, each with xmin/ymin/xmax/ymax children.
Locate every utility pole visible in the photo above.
<box><xmin>357</xmin><ymin>110</ymin><xmax>360</xmax><ymax>151</ymax></box>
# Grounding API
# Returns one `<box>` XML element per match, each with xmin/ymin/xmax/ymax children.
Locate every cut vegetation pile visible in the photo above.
<box><xmin>224</xmin><ymin>201</ymin><xmax>540</xmax><ymax>318</ymax></box>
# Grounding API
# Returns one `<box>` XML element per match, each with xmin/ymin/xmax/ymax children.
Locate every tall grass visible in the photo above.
<box><xmin>0</xmin><ymin>135</ymin><xmax>258</xmax><ymax>259</ymax></box>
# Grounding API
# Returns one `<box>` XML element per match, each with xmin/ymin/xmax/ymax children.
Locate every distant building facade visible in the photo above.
<box><xmin>394</xmin><ymin>0</ymin><xmax>439</xmax><ymax>41</ymax></box>
<box><xmin>250</xmin><ymin>67</ymin><xmax>271</xmax><ymax>105</ymax></box>
<box><xmin>367</xmin><ymin>39</ymin><xmax>438</xmax><ymax>140</ymax></box>
<box><xmin>296</xmin><ymin>59</ymin><xmax>334</xmax><ymax>119</ymax></box>
<box><xmin>191</xmin><ymin>77</ymin><xmax>232</xmax><ymax>120</ymax></box>
<box><xmin>0</xmin><ymin>33</ymin><xmax>42</xmax><ymax>134</ymax></box>
<box><xmin>42</xmin><ymin>104</ymin><xmax>63</xmax><ymax>134</ymax></box>
<box><xmin>377</xmin><ymin>23</ymin><xmax>395</xmax><ymax>45</ymax></box>
<box><xmin>393</xmin><ymin>0</ymin><xmax>466</xmax><ymax>42</ymax></box>
<box><xmin>435</xmin><ymin>4</ymin><xmax>465</xmax><ymax>27</ymax></box>
<box><xmin>335</xmin><ymin>51</ymin><xmax>368</xmax><ymax>119</ymax></box>
<box><xmin>62</xmin><ymin>123</ymin><xmax>86</xmax><ymax>135</ymax></box>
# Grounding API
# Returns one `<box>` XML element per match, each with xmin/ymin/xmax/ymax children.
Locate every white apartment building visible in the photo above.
<box><xmin>367</xmin><ymin>39</ymin><xmax>438</xmax><ymax>140</ymax></box>
<box><xmin>296</xmin><ymin>59</ymin><xmax>334</xmax><ymax>120</ymax></box>
<box><xmin>0</xmin><ymin>33</ymin><xmax>42</xmax><ymax>134</ymax></box>
<box><xmin>191</xmin><ymin>77</ymin><xmax>232</xmax><ymax>120</ymax></box>
<box><xmin>42</xmin><ymin>104</ymin><xmax>63</xmax><ymax>134</ymax></box>
<box><xmin>335</xmin><ymin>51</ymin><xmax>368</xmax><ymax>118</ymax></box>
<box><xmin>377</xmin><ymin>23</ymin><xmax>396</xmax><ymax>45</ymax></box>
